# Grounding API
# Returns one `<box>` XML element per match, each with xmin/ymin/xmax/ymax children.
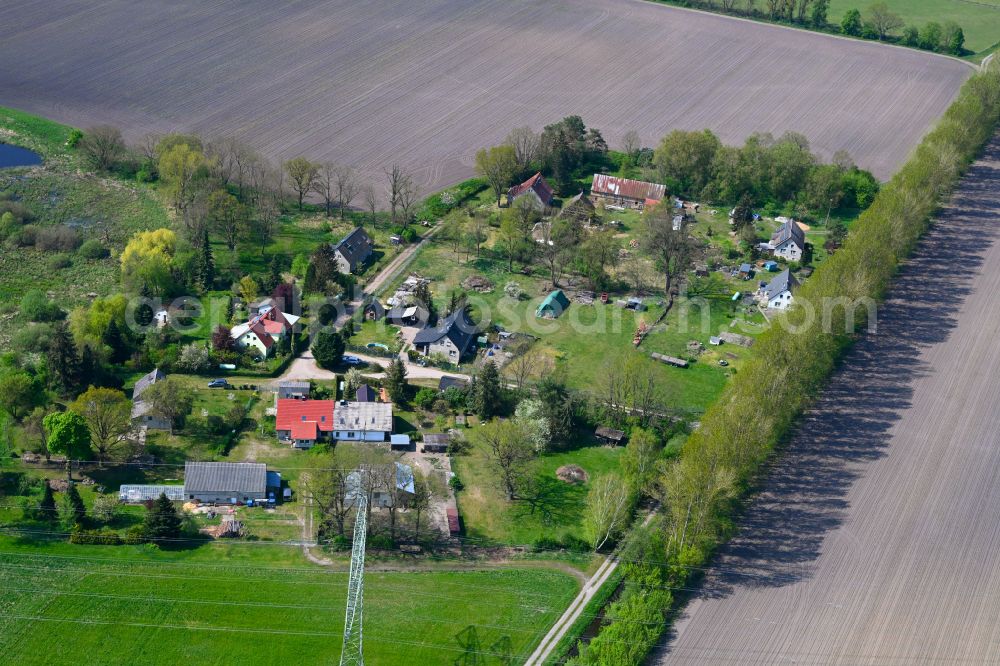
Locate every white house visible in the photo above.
<box><xmin>759</xmin><ymin>269</ymin><xmax>799</xmax><ymax>310</ymax></box>
<box><xmin>769</xmin><ymin>219</ymin><xmax>805</xmax><ymax>262</ymax></box>
<box><xmin>230</xmin><ymin>306</ymin><xmax>301</xmax><ymax>358</ymax></box>
<box><xmin>131</xmin><ymin>368</ymin><xmax>170</xmax><ymax>430</ymax></box>
<box><xmin>333</xmin><ymin>400</ymin><xmax>393</xmax><ymax>442</ymax></box>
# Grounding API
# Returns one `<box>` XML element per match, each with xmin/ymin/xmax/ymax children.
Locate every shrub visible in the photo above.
<box><xmin>19</xmin><ymin>290</ymin><xmax>63</xmax><ymax>322</ymax></box>
<box><xmin>78</xmin><ymin>238</ymin><xmax>109</xmax><ymax>259</ymax></box>
<box><xmin>70</xmin><ymin>528</ymin><xmax>124</xmax><ymax>546</ymax></box>
<box><xmin>368</xmin><ymin>534</ymin><xmax>395</xmax><ymax>550</ymax></box>
<box><xmin>65</xmin><ymin>128</ymin><xmax>83</xmax><ymax>148</ymax></box>
<box><xmin>91</xmin><ymin>493</ymin><xmax>120</xmax><ymax>523</ymax></box>
<box><xmin>330</xmin><ymin>534</ymin><xmax>351</xmax><ymax>551</ymax></box>
<box><xmin>6</xmin><ymin>225</ymin><xmax>36</xmax><ymax>248</ymax></box>
<box><xmin>34</xmin><ymin>225</ymin><xmax>81</xmax><ymax>252</ymax></box>
<box><xmin>414</xmin><ymin>387</ymin><xmax>437</xmax><ymax>410</ymax></box>
<box><xmin>47</xmin><ymin>254</ymin><xmax>72</xmax><ymax>270</ymax></box>
<box><xmin>449</xmin><ymin>475</ymin><xmax>464</xmax><ymax>492</ymax></box>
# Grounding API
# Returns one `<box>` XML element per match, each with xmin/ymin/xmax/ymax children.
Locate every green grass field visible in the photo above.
<box><xmin>454</xmin><ymin>439</ymin><xmax>623</xmax><ymax>546</ymax></box>
<box><xmin>827</xmin><ymin>0</ymin><xmax>1000</xmax><ymax>55</ymax></box>
<box><xmin>0</xmin><ymin>537</ymin><xmax>577</xmax><ymax>665</ymax></box>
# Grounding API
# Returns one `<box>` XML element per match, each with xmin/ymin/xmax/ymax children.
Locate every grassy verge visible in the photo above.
<box><xmin>544</xmin><ymin>567</ymin><xmax>624</xmax><ymax>665</ymax></box>
<box><xmin>571</xmin><ymin>60</ymin><xmax>1000</xmax><ymax>666</ymax></box>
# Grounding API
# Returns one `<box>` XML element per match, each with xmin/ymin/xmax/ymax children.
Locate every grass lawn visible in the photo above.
<box><xmin>0</xmin><ymin>537</ymin><xmax>578</xmax><ymax>665</ymax></box>
<box><xmin>827</xmin><ymin>0</ymin><xmax>1000</xmax><ymax>56</ymax></box>
<box><xmin>454</xmin><ymin>437</ymin><xmax>623</xmax><ymax>546</ymax></box>
<box><xmin>348</xmin><ymin>319</ymin><xmax>403</xmax><ymax>353</ymax></box>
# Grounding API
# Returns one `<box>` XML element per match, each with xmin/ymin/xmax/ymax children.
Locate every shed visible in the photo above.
<box><xmin>763</xmin><ymin>260</ymin><xmax>779</xmax><ymax>272</ymax></box>
<box><xmin>390</xmin><ymin>434</ymin><xmax>412</xmax><ymax>451</ymax></box>
<box><xmin>277</xmin><ymin>380</ymin><xmax>310</xmax><ymax>400</ymax></box>
<box><xmin>536</xmin><ymin>289</ymin><xmax>570</xmax><ymax>318</ymax></box>
<box><xmin>651</xmin><ymin>352</ymin><xmax>689</xmax><ymax>368</ymax></box>
<box><xmin>595</xmin><ymin>426</ymin><xmax>626</xmax><ymax>445</ymax></box>
<box><xmin>119</xmin><ymin>484</ymin><xmax>184</xmax><ymax>503</ymax></box>
<box><xmin>422</xmin><ymin>433</ymin><xmax>451</xmax><ymax>453</ymax></box>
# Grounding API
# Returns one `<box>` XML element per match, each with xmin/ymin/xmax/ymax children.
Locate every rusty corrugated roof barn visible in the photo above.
<box><xmin>590</xmin><ymin>174</ymin><xmax>665</xmax><ymax>202</ymax></box>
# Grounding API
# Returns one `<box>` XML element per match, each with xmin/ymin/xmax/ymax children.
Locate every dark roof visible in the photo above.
<box><xmin>414</xmin><ymin>310</ymin><xmax>476</xmax><ymax>354</ymax></box>
<box><xmin>508</xmin><ymin>172</ymin><xmax>554</xmax><ymax>205</ymax></box>
<box><xmin>764</xmin><ymin>269</ymin><xmax>799</xmax><ymax>301</ymax></box>
<box><xmin>133</xmin><ymin>368</ymin><xmax>165</xmax><ymax>400</ymax></box>
<box><xmin>364</xmin><ymin>300</ymin><xmax>386</xmax><ymax>317</ymax></box>
<box><xmin>595</xmin><ymin>426</ymin><xmax>626</xmax><ymax>442</ymax></box>
<box><xmin>423</xmin><ymin>433</ymin><xmax>451</xmax><ymax>446</ymax></box>
<box><xmin>334</xmin><ymin>227</ymin><xmax>374</xmax><ymax>267</ymax></box>
<box><xmin>356</xmin><ymin>384</ymin><xmax>376</xmax><ymax>402</ymax></box>
<box><xmin>557</xmin><ymin>191</ymin><xmax>595</xmax><ymax>218</ymax></box>
<box><xmin>438</xmin><ymin>375</ymin><xmax>469</xmax><ymax>391</ymax></box>
<box><xmin>591</xmin><ymin>174</ymin><xmax>665</xmax><ymax>202</ymax></box>
<box><xmin>184</xmin><ymin>462</ymin><xmax>267</xmax><ymax>494</ymax></box>
<box><xmin>771</xmin><ymin>220</ymin><xmax>805</xmax><ymax>248</ymax></box>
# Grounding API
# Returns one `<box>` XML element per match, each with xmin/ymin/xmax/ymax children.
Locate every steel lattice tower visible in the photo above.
<box><xmin>339</xmin><ymin>491</ymin><xmax>368</xmax><ymax>666</ymax></box>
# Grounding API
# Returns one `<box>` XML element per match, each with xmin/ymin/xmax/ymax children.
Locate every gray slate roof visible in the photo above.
<box><xmin>184</xmin><ymin>462</ymin><xmax>267</xmax><ymax>494</ymax></box>
<box><xmin>764</xmin><ymin>269</ymin><xmax>798</xmax><ymax>301</ymax></box>
<box><xmin>133</xmin><ymin>368</ymin><xmax>165</xmax><ymax>400</ymax></box>
<box><xmin>334</xmin><ymin>227</ymin><xmax>374</xmax><ymax>267</ymax></box>
<box><xmin>414</xmin><ymin>309</ymin><xmax>476</xmax><ymax>353</ymax></box>
<box><xmin>771</xmin><ymin>220</ymin><xmax>805</xmax><ymax>248</ymax></box>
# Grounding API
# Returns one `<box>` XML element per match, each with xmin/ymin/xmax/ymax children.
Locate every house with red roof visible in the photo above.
<box><xmin>230</xmin><ymin>305</ymin><xmax>302</xmax><ymax>359</ymax></box>
<box><xmin>275</xmin><ymin>399</ymin><xmax>335</xmax><ymax>448</ymax></box>
<box><xmin>506</xmin><ymin>172</ymin><xmax>554</xmax><ymax>209</ymax></box>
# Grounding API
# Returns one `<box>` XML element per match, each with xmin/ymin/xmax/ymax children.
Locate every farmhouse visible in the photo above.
<box><xmin>231</xmin><ymin>306</ymin><xmax>301</xmax><ymax>358</ymax></box>
<box><xmin>333</xmin><ymin>226</ymin><xmax>374</xmax><ymax>274</ymax></box>
<box><xmin>333</xmin><ymin>400</ymin><xmax>393</xmax><ymax>442</ymax></box>
<box><xmin>537</xmin><ymin>289</ymin><xmax>570</xmax><ymax>319</ymax></box>
<box><xmin>506</xmin><ymin>172</ymin><xmax>554</xmax><ymax>209</ymax></box>
<box><xmin>276</xmin><ymin>380</ymin><xmax>310</xmax><ymax>400</ymax></box>
<box><xmin>131</xmin><ymin>368</ymin><xmax>170</xmax><ymax>431</ymax></box>
<box><xmin>275</xmin><ymin>399</ymin><xmax>335</xmax><ymax>448</ymax></box>
<box><xmin>590</xmin><ymin>174</ymin><xmax>665</xmax><ymax>210</ymax></box>
<box><xmin>184</xmin><ymin>462</ymin><xmax>267</xmax><ymax>504</ymax></box>
<box><xmin>760</xmin><ymin>269</ymin><xmax>798</xmax><ymax>310</ymax></box>
<box><xmin>769</xmin><ymin>219</ymin><xmax>806</xmax><ymax>262</ymax></box>
<box><xmin>413</xmin><ymin>309</ymin><xmax>476</xmax><ymax>360</ymax></box>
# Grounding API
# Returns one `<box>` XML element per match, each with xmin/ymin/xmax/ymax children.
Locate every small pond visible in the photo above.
<box><xmin>0</xmin><ymin>143</ymin><xmax>42</xmax><ymax>168</ymax></box>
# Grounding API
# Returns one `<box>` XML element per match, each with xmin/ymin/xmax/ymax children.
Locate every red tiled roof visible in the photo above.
<box><xmin>262</xmin><ymin>319</ymin><xmax>285</xmax><ymax>336</ymax></box>
<box><xmin>291</xmin><ymin>420</ymin><xmax>318</xmax><ymax>441</ymax></box>
<box><xmin>508</xmin><ymin>172</ymin><xmax>553</xmax><ymax>205</ymax></box>
<box><xmin>591</xmin><ymin>174</ymin><xmax>666</xmax><ymax>202</ymax></box>
<box><xmin>276</xmin><ymin>399</ymin><xmax>335</xmax><ymax>432</ymax></box>
<box><xmin>248</xmin><ymin>322</ymin><xmax>274</xmax><ymax>348</ymax></box>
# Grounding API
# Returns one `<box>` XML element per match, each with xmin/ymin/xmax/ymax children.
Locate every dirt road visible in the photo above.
<box><xmin>658</xmin><ymin>136</ymin><xmax>1000</xmax><ymax>663</ymax></box>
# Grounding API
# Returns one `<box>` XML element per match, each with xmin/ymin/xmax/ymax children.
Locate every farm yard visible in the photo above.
<box><xmin>0</xmin><ymin>538</ymin><xmax>579</xmax><ymax>665</ymax></box>
<box><xmin>0</xmin><ymin>0</ymin><xmax>971</xmax><ymax>196</ymax></box>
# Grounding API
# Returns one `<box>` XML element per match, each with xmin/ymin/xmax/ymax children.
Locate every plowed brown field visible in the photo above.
<box><xmin>0</xmin><ymin>0</ymin><xmax>971</xmax><ymax>190</ymax></box>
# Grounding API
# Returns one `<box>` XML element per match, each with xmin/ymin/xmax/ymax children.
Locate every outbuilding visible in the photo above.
<box><xmin>184</xmin><ymin>462</ymin><xmax>267</xmax><ymax>504</ymax></box>
<box><xmin>536</xmin><ymin>289</ymin><xmax>570</xmax><ymax>318</ymax></box>
<box><xmin>422</xmin><ymin>433</ymin><xmax>451</xmax><ymax>453</ymax></box>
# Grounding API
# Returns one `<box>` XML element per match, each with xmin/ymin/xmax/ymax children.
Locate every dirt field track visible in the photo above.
<box><xmin>0</xmin><ymin>0</ymin><xmax>971</xmax><ymax>189</ymax></box>
<box><xmin>657</xmin><ymin>134</ymin><xmax>1000</xmax><ymax>664</ymax></box>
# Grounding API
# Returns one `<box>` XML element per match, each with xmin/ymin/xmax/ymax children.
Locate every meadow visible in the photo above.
<box><xmin>0</xmin><ymin>0</ymin><xmax>970</xmax><ymax>189</ymax></box>
<box><xmin>0</xmin><ymin>537</ymin><xmax>579</xmax><ymax>665</ymax></box>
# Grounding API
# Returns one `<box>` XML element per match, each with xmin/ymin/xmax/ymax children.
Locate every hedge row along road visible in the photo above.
<box><xmin>656</xmin><ymin>100</ymin><xmax>1000</xmax><ymax>661</ymax></box>
<box><xmin>0</xmin><ymin>0</ymin><xmax>970</xmax><ymax>194</ymax></box>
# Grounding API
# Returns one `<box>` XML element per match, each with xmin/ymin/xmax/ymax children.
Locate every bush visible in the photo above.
<box><xmin>6</xmin><ymin>225</ymin><xmax>36</xmax><ymax>248</ymax></box>
<box><xmin>70</xmin><ymin>528</ymin><xmax>124</xmax><ymax>546</ymax></box>
<box><xmin>66</xmin><ymin>128</ymin><xmax>83</xmax><ymax>148</ymax></box>
<box><xmin>78</xmin><ymin>238</ymin><xmax>109</xmax><ymax>259</ymax></box>
<box><xmin>449</xmin><ymin>475</ymin><xmax>464</xmax><ymax>492</ymax></box>
<box><xmin>413</xmin><ymin>387</ymin><xmax>437</xmax><ymax>410</ymax></box>
<box><xmin>329</xmin><ymin>534</ymin><xmax>351</xmax><ymax>551</ymax></box>
<box><xmin>34</xmin><ymin>225</ymin><xmax>81</xmax><ymax>252</ymax></box>
<box><xmin>123</xmin><ymin>525</ymin><xmax>147</xmax><ymax>545</ymax></box>
<box><xmin>19</xmin><ymin>290</ymin><xmax>63</xmax><ymax>322</ymax></box>
<box><xmin>368</xmin><ymin>534</ymin><xmax>395</xmax><ymax>550</ymax></box>
<box><xmin>92</xmin><ymin>494</ymin><xmax>120</xmax><ymax>523</ymax></box>
<box><xmin>47</xmin><ymin>254</ymin><xmax>72</xmax><ymax>270</ymax></box>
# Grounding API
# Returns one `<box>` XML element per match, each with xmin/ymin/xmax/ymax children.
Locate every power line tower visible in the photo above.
<box><xmin>339</xmin><ymin>490</ymin><xmax>368</xmax><ymax>666</ymax></box>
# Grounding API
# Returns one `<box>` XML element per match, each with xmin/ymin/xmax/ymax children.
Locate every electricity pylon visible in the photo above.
<box><xmin>339</xmin><ymin>490</ymin><xmax>368</xmax><ymax>666</ymax></box>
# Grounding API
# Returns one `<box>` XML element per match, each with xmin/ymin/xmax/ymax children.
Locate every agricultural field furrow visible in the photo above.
<box><xmin>0</xmin><ymin>0</ymin><xmax>971</xmax><ymax>194</ymax></box>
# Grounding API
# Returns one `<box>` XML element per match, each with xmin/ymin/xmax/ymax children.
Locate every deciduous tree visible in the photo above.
<box><xmin>864</xmin><ymin>2</ymin><xmax>903</xmax><ymax>40</ymax></box>
<box><xmin>475</xmin><ymin>144</ymin><xmax>518</xmax><ymax>207</ymax></box>
<box><xmin>284</xmin><ymin>157</ymin><xmax>319</xmax><ymax>210</ymax></box>
<box><xmin>583</xmin><ymin>473</ymin><xmax>634</xmax><ymax>551</ymax></box>
<box><xmin>78</xmin><ymin>125</ymin><xmax>125</xmax><ymax>171</ymax></box>
<box><xmin>142</xmin><ymin>377</ymin><xmax>194</xmax><ymax>435</ymax></box>
<box><xmin>69</xmin><ymin>386</ymin><xmax>132</xmax><ymax>465</ymax></box>
<box><xmin>43</xmin><ymin>411</ymin><xmax>92</xmax><ymax>480</ymax></box>
<box><xmin>476</xmin><ymin>419</ymin><xmax>535</xmax><ymax>501</ymax></box>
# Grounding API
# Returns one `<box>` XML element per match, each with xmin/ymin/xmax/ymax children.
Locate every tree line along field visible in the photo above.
<box><xmin>0</xmin><ymin>0</ymin><xmax>971</xmax><ymax>198</ymax></box>
<box><xmin>826</xmin><ymin>0</ymin><xmax>1000</xmax><ymax>55</ymax></box>
<box><xmin>0</xmin><ymin>538</ymin><xmax>578</xmax><ymax>665</ymax></box>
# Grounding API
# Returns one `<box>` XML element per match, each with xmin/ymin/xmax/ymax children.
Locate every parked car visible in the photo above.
<box><xmin>207</xmin><ymin>379</ymin><xmax>231</xmax><ymax>388</ymax></box>
<box><xmin>342</xmin><ymin>355</ymin><xmax>362</xmax><ymax>366</ymax></box>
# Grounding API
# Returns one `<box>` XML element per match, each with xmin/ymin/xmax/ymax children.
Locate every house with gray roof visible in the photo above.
<box><xmin>769</xmin><ymin>219</ymin><xmax>806</xmax><ymax>262</ymax></box>
<box><xmin>345</xmin><ymin>462</ymin><xmax>415</xmax><ymax>508</ymax></box>
<box><xmin>759</xmin><ymin>269</ymin><xmax>799</xmax><ymax>310</ymax></box>
<box><xmin>414</xmin><ymin>309</ymin><xmax>476</xmax><ymax>361</ymax></box>
<box><xmin>333</xmin><ymin>227</ymin><xmax>374</xmax><ymax>274</ymax></box>
<box><xmin>131</xmin><ymin>368</ymin><xmax>170</xmax><ymax>431</ymax></box>
<box><xmin>184</xmin><ymin>461</ymin><xmax>267</xmax><ymax>504</ymax></box>
<box><xmin>333</xmin><ymin>400</ymin><xmax>393</xmax><ymax>442</ymax></box>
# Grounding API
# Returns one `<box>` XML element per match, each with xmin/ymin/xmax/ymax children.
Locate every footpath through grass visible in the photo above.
<box><xmin>0</xmin><ymin>537</ymin><xmax>578</xmax><ymax>665</ymax></box>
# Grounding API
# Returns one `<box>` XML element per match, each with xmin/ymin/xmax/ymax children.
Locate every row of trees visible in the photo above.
<box><xmin>665</xmin><ymin>0</ymin><xmax>965</xmax><ymax>55</ymax></box>
<box><xmin>572</xmin><ymin>57</ymin><xmax>1000</xmax><ymax>666</ymax></box>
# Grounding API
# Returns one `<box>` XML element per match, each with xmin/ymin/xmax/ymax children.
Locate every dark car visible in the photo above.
<box><xmin>207</xmin><ymin>379</ymin><xmax>231</xmax><ymax>388</ymax></box>
<box><xmin>342</xmin><ymin>355</ymin><xmax>362</xmax><ymax>366</ymax></box>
